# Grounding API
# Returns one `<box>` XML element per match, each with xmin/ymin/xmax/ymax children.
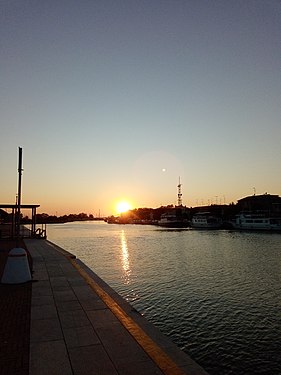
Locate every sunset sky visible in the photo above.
<box><xmin>1</xmin><ymin>1</ymin><xmax>280</xmax><ymax>216</ymax></box>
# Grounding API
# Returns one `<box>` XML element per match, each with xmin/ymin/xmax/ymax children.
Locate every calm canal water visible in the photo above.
<box><xmin>47</xmin><ymin>221</ymin><xmax>281</xmax><ymax>375</ymax></box>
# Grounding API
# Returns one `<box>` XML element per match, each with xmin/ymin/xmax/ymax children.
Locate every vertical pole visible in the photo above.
<box><xmin>32</xmin><ymin>207</ymin><xmax>36</xmax><ymax>237</ymax></box>
<box><xmin>11</xmin><ymin>207</ymin><xmax>15</xmax><ymax>238</ymax></box>
<box><xmin>16</xmin><ymin>147</ymin><xmax>23</xmax><ymax>239</ymax></box>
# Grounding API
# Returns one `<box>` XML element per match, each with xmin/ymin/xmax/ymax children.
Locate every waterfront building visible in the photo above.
<box><xmin>237</xmin><ymin>193</ymin><xmax>281</xmax><ymax>214</ymax></box>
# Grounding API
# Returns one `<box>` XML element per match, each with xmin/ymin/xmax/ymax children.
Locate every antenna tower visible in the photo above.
<box><xmin>177</xmin><ymin>177</ymin><xmax>182</xmax><ymax>206</ymax></box>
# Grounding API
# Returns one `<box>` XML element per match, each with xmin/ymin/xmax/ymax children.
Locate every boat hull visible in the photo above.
<box><xmin>230</xmin><ymin>214</ymin><xmax>281</xmax><ymax>231</ymax></box>
<box><xmin>191</xmin><ymin>223</ymin><xmax>222</xmax><ymax>229</ymax></box>
<box><xmin>157</xmin><ymin>221</ymin><xmax>189</xmax><ymax>228</ymax></box>
<box><xmin>191</xmin><ymin>212</ymin><xmax>223</xmax><ymax>229</ymax></box>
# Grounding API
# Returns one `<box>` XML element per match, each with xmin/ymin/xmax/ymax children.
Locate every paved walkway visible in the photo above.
<box><xmin>25</xmin><ymin>239</ymin><xmax>208</xmax><ymax>375</ymax></box>
<box><xmin>0</xmin><ymin>238</ymin><xmax>30</xmax><ymax>375</ymax></box>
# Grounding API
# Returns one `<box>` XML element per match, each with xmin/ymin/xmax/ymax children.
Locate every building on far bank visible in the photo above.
<box><xmin>237</xmin><ymin>193</ymin><xmax>281</xmax><ymax>214</ymax></box>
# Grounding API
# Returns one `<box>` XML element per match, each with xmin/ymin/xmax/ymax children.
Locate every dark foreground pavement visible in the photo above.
<box><xmin>0</xmin><ymin>239</ymin><xmax>31</xmax><ymax>375</ymax></box>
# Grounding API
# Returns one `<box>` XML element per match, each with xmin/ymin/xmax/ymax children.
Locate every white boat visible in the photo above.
<box><xmin>231</xmin><ymin>212</ymin><xmax>281</xmax><ymax>231</ymax></box>
<box><xmin>158</xmin><ymin>211</ymin><xmax>188</xmax><ymax>228</ymax></box>
<box><xmin>191</xmin><ymin>212</ymin><xmax>222</xmax><ymax>229</ymax></box>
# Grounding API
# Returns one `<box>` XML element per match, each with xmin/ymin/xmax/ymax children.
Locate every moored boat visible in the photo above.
<box><xmin>191</xmin><ymin>212</ymin><xmax>223</xmax><ymax>229</ymax></box>
<box><xmin>158</xmin><ymin>211</ymin><xmax>189</xmax><ymax>228</ymax></box>
<box><xmin>230</xmin><ymin>212</ymin><xmax>281</xmax><ymax>231</ymax></box>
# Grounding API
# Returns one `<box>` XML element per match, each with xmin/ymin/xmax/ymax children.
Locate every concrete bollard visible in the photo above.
<box><xmin>1</xmin><ymin>248</ymin><xmax>32</xmax><ymax>284</ymax></box>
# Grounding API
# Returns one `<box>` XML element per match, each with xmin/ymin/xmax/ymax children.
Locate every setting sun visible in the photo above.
<box><xmin>116</xmin><ymin>201</ymin><xmax>132</xmax><ymax>214</ymax></box>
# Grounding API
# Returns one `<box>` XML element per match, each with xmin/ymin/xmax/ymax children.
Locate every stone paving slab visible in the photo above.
<box><xmin>68</xmin><ymin>344</ymin><xmax>119</xmax><ymax>375</ymax></box>
<box><xmin>25</xmin><ymin>239</ymin><xmax>208</xmax><ymax>375</ymax></box>
<box><xmin>63</xmin><ymin>324</ymin><xmax>100</xmax><ymax>348</ymax></box>
<box><xmin>29</xmin><ymin>340</ymin><xmax>72</xmax><ymax>375</ymax></box>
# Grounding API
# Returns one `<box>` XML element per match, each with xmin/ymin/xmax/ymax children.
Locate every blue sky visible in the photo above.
<box><xmin>1</xmin><ymin>0</ymin><xmax>280</xmax><ymax>215</ymax></box>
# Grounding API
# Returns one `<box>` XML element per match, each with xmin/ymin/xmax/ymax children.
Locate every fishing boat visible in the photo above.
<box><xmin>191</xmin><ymin>212</ymin><xmax>223</xmax><ymax>229</ymax></box>
<box><xmin>230</xmin><ymin>212</ymin><xmax>281</xmax><ymax>231</ymax></box>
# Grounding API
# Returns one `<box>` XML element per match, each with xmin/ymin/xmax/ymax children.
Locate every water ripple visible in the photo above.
<box><xmin>48</xmin><ymin>223</ymin><xmax>281</xmax><ymax>374</ymax></box>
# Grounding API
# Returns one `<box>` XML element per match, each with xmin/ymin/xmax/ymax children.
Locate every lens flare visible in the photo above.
<box><xmin>116</xmin><ymin>201</ymin><xmax>131</xmax><ymax>214</ymax></box>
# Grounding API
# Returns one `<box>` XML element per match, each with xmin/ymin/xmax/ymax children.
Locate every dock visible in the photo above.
<box><xmin>0</xmin><ymin>238</ymin><xmax>208</xmax><ymax>375</ymax></box>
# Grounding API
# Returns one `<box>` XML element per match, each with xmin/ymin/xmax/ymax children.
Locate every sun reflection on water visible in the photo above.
<box><xmin>120</xmin><ymin>230</ymin><xmax>131</xmax><ymax>284</ymax></box>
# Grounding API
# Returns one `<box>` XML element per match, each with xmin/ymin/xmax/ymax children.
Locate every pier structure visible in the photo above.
<box><xmin>0</xmin><ymin>148</ymin><xmax>46</xmax><ymax>239</ymax></box>
<box><xmin>0</xmin><ymin>237</ymin><xmax>208</xmax><ymax>375</ymax></box>
<box><xmin>0</xmin><ymin>204</ymin><xmax>45</xmax><ymax>239</ymax></box>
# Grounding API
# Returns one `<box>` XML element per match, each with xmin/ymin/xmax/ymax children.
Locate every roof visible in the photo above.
<box><xmin>0</xmin><ymin>204</ymin><xmax>40</xmax><ymax>209</ymax></box>
<box><xmin>237</xmin><ymin>194</ymin><xmax>280</xmax><ymax>203</ymax></box>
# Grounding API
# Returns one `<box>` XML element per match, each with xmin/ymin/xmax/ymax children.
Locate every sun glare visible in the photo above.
<box><xmin>116</xmin><ymin>201</ymin><xmax>131</xmax><ymax>214</ymax></box>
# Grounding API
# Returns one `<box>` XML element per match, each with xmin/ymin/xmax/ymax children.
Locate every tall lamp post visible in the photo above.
<box><xmin>15</xmin><ymin>147</ymin><xmax>23</xmax><ymax>239</ymax></box>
